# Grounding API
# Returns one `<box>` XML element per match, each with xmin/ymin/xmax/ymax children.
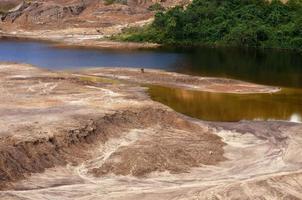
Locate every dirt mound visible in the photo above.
<box><xmin>1</xmin><ymin>1</ymin><xmax>86</xmax><ymax>24</ymax></box>
<box><xmin>1</xmin><ymin>64</ymin><xmax>302</xmax><ymax>200</ymax></box>
<box><xmin>0</xmin><ymin>0</ymin><xmax>189</xmax><ymax>32</ymax></box>
<box><xmin>91</xmin><ymin>126</ymin><xmax>224</xmax><ymax>176</ymax></box>
<box><xmin>0</xmin><ymin>63</ymin><xmax>225</xmax><ymax>189</ymax></box>
<box><xmin>0</xmin><ymin>106</ymin><xmax>224</xmax><ymax>188</ymax></box>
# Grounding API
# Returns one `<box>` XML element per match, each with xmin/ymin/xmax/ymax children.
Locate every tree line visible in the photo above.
<box><xmin>115</xmin><ymin>0</ymin><xmax>302</xmax><ymax>50</ymax></box>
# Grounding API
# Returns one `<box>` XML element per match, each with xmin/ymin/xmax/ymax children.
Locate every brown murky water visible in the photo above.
<box><xmin>148</xmin><ymin>85</ymin><xmax>302</xmax><ymax>122</ymax></box>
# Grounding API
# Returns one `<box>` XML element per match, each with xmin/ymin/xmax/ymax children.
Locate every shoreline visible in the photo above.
<box><xmin>0</xmin><ymin>59</ymin><xmax>281</xmax><ymax>94</ymax></box>
<box><xmin>0</xmin><ymin>63</ymin><xmax>301</xmax><ymax>200</ymax></box>
<box><xmin>2</xmin><ymin>30</ymin><xmax>301</xmax><ymax>52</ymax></box>
<box><xmin>0</xmin><ymin>22</ymin><xmax>160</xmax><ymax>50</ymax></box>
<box><xmin>0</xmin><ymin>33</ymin><xmax>160</xmax><ymax>50</ymax></box>
<box><xmin>76</xmin><ymin>67</ymin><xmax>281</xmax><ymax>94</ymax></box>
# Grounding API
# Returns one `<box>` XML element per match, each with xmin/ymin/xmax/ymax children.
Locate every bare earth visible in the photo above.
<box><xmin>0</xmin><ymin>0</ymin><xmax>289</xmax><ymax>50</ymax></box>
<box><xmin>0</xmin><ymin>0</ymin><xmax>179</xmax><ymax>49</ymax></box>
<box><xmin>77</xmin><ymin>67</ymin><xmax>281</xmax><ymax>94</ymax></box>
<box><xmin>1</xmin><ymin>1</ymin><xmax>299</xmax><ymax>199</ymax></box>
<box><xmin>0</xmin><ymin>63</ymin><xmax>301</xmax><ymax>200</ymax></box>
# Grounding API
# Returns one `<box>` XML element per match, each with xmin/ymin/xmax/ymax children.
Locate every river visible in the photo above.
<box><xmin>1</xmin><ymin>38</ymin><xmax>301</xmax><ymax>122</ymax></box>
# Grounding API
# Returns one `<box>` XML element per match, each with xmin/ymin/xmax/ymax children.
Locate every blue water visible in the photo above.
<box><xmin>1</xmin><ymin>38</ymin><xmax>302</xmax><ymax>122</ymax></box>
<box><xmin>0</xmin><ymin>39</ymin><xmax>183</xmax><ymax>70</ymax></box>
<box><xmin>1</xmin><ymin>38</ymin><xmax>302</xmax><ymax>88</ymax></box>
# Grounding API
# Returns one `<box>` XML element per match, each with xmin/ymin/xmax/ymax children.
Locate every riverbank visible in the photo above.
<box><xmin>76</xmin><ymin>67</ymin><xmax>280</xmax><ymax>94</ymax></box>
<box><xmin>0</xmin><ymin>14</ymin><xmax>160</xmax><ymax>50</ymax></box>
<box><xmin>0</xmin><ymin>29</ymin><xmax>160</xmax><ymax>49</ymax></box>
<box><xmin>0</xmin><ymin>63</ymin><xmax>302</xmax><ymax>199</ymax></box>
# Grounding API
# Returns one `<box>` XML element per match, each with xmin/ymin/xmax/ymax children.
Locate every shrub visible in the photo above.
<box><xmin>115</xmin><ymin>0</ymin><xmax>302</xmax><ymax>50</ymax></box>
<box><xmin>104</xmin><ymin>0</ymin><xmax>127</xmax><ymax>5</ymax></box>
<box><xmin>148</xmin><ymin>3</ymin><xmax>165</xmax><ymax>11</ymax></box>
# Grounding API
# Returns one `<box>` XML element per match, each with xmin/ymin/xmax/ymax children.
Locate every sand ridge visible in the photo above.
<box><xmin>0</xmin><ymin>63</ymin><xmax>301</xmax><ymax>199</ymax></box>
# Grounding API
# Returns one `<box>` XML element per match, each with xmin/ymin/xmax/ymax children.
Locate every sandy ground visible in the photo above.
<box><xmin>0</xmin><ymin>19</ymin><xmax>159</xmax><ymax>50</ymax></box>
<box><xmin>77</xmin><ymin>67</ymin><xmax>280</xmax><ymax>94</ymax></box>
<box><xmin>0</xmin><ymin>63</ymin><xmax>301</xmax><ymax>200</ymax></box>
<box><xmin>0</xmin><ymin>0</ymin><xmax>160</xmax><ymax>49</ymax></box>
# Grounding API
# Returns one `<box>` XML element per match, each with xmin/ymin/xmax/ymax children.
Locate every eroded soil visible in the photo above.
<box><xmin>0</xmin><ymin>0</ymin><xmax>186</xmax><ymax>48</ymax></box>
<box><xmin>78</xmin><ymin>67</ymin><xmax>280</xmax><ymax>93</ymax></box>
<box><xmin>0</xmin><ymin>63</ymin><xmax>301</xmax><ymax>200</ymax></box>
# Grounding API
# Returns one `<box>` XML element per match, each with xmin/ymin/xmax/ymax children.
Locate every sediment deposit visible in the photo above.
<box><xmin>0</xmin><ymin>63</ymin><xmax>301</xmax><ymax>199</ymax></box>
<box><xmin>0</xmin><ymin>0</ymin><xmax>187</xmax><ymax>47</ymax></box>
<box><xmin>78</xmin><ymin>67</ymin><xmax>280</xmax><ymax>93</ymax></box>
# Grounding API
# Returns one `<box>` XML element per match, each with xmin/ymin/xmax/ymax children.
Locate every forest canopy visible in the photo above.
<box><xmin>115</xmin><ymin>0</ymin><xmax>302</xmax><ymax>50</ymax></box>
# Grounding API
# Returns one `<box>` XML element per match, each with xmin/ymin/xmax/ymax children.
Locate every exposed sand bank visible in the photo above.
<box><xmin>77</xmin><ymin>67</ymin><xmax>281</xmax><ymax>94</ymax></box>
<box><xmin>0</xmin><ymin>63</ymin><xmax>225</xmax><ymax>188</ymax></box>
<box><xmin>0</xmin><ymin>17</ymin><xmax>159</xmax><ymax>50</ymax></box>
<box><xmin>0</xmin><ymin>31</ymin><xmax>159</xmax><ymax>49</ymax></box>
<box><xmin>0</xmin><ymin>63</ymin><xmax>301</xmax><ymax>200</ymax></box>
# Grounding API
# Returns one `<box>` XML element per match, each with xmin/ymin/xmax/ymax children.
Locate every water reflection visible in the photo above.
<box><xmin>148</xmin><ymin>85</ymin><xmax>302</xmax><ymax>122</ymax></box>
<box><xmin>0</xmin><ymin>39</ymin><xmax>183</xmax><ymax>70</ymax></box>
<box><xmin>1</xmin><ymin>39</ymin><xmax>302</xmax><ymax>122</ymax></box>
<box><xmin>290</xmin><ymin>113</ymin><xmax>302</xmax><ymax>123</ymax></box>
<box><xmin>1</xmin><ymin>39</ymin><xmax>301</xmax><ymax>88</ymax></box>
<box><xmin>172</xmin><ymin>47</ymin><xmax>302</xmax><ymax>88</ymax></box>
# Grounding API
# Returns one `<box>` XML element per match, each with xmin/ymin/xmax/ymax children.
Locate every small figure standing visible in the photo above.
<box><xmin>141</xmin><ymin>68</ymin><xmax>145</xmax><ymax>73</ymax></box>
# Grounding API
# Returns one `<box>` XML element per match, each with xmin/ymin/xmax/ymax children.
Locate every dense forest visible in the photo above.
<box><xmin>115</xmin><ymin>0</ymin><xmax>302</xmax><ymax>50</ymax></box>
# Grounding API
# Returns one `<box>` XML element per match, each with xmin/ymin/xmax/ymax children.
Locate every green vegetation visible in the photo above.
<box><xmin>104</xmin><ymin>0</ymin><xmax>127</xmax><ymax>5</ymax></box>
<box><xmin>115</xmin><ymin>0</ymin><xmax>302</xmax><ymax>50</ymax></box>
<box><xmin>148</xmin><ymin>3</ymin><xmax>165</xmax><ymax>11</ymax></box>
